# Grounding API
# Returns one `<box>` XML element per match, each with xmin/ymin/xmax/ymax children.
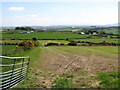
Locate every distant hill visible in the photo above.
<box><xmin>106</xmin><ymin>23</ymin><xmax>118</xmax><ymax>26</ymax></box>
<box><xmin>0</xmin><ymin>23</ymin><xmax>118</xmax><ymax>30</ymax></box>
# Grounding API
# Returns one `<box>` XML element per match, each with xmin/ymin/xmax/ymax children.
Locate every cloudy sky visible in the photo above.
<box><xmin>1</xmin><ymin>0</ymin><xmax>119</xmax><ymax>26</ymax></box>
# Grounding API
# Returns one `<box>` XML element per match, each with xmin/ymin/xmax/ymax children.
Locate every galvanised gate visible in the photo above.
<box><xmin>0</xmin><ymin>56</ymin><xmax>30</xmax><ymax>90</ymax></box>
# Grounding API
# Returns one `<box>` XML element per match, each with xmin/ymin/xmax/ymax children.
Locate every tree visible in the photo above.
<box><xmin>15</xmin><ymin>27</ymin><xmax>20</xmax><ymax>30</ymax></box>
<box><xmin>15</xmin><ymin>27</ymin><xmax>34</xmax><ymax>31</ymax></box>
<box><xmin>32</xmin><ymin>37</ymin><xmax>37</xmax><ymax>41</ymax></box>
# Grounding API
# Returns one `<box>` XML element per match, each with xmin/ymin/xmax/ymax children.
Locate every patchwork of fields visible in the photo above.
<box><xmin>1</xmin><ymin>31</ymin><xmax>119</xmax><ymax>88</ymax></box>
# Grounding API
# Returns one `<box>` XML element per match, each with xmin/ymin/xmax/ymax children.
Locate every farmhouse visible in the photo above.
<box><xmin>89</xmin><ymin>31</ymin><xmax>98</xmax><ymax>35</ymax></box>
<box><xmin>80</xmin><ymin>32</ymin><xmax>85</xmax><ymax>35</ymax></box>
<box><xmin>20</xmin><ymin>31</ymin><xmax>34</xmax><ymax>34</ymax></box>
<box><xmin>27</xmin><ymin>31</ymin><xmax>34</xmax><ymax>33</ymax></box>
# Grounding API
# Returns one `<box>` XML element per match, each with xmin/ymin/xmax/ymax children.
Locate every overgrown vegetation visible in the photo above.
<box><xmin>17</xmin><ymin>40</ymin><xmax>39</xmax><ymax>50</ymax></box>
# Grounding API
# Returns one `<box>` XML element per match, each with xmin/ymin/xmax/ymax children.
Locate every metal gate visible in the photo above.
<box><xmin>0</xmin><ymin>56</ymin><xmax>30</xmax><ymax>90</ymax></box>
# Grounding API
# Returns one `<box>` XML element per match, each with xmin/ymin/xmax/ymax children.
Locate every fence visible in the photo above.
<box><xmin>0</xmin><ymin>56</ymin><xmax>30</xmax><ymax>90</ymax></box>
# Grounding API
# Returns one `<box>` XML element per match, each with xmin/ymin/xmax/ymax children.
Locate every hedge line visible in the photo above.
<box><xmin>45</xmin><ymin>41</ymin><xmax>120</xmax><ymax>46</ymax></box>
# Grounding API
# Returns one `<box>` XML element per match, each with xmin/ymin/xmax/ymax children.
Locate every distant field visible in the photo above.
<box><xmin>2</xmin><ymin>32</ymin><xmax>89</xmax><ymax>39</ymax></box>
<box><xmin>102</xmin><ymin>29</ymin><xmax>118</xmax><ymax>34</ymax></box>
<box><xmin>2</xmin><ymin>30</ymin><xmax>26</xmax><ymax>34</ymax></box>
<box><xmin>73</xmin><ymin>38</ymin><xmax>118</xmax><ymax>43</ymax></box>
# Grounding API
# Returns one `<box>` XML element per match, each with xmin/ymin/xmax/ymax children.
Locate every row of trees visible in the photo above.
<box><xmin>15</xmin><ymin>27</ymin><xmax>34</xmax><ymax>31</ymax></box>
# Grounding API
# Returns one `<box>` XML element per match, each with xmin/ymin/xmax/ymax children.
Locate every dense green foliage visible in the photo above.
<box><xmin>15</xmin><ymin>27</ymin><xmax>34</xmax><ymax>31</ymax></box>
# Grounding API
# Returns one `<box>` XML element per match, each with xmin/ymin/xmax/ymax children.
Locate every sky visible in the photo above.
<box><xmin>1</xmin><ymin>0</ymin><xmax>119</xmax><ymax>26</ymax></box>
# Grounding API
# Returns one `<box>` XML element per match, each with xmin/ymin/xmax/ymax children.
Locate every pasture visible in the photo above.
<box><xmin>2</xmin><ymin>32</ymin><xmax>89</xmax><ymax>39</ymax></box>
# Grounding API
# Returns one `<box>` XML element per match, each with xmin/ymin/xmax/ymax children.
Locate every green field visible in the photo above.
<box><xmin>1</xmin><ymin>30</ymin><xmax>27</xmax><ymax>34</ymax></box>
<box><xmin>73</xmin><ymin>38</ymin><xmax>118</xmax><ymax>43</ymax></box>
<box><xmin>2</xmin><ymin>32</ymin><xmax>89</xmax><ymax>39</ymax></box>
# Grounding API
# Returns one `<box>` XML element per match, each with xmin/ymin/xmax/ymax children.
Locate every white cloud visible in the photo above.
<box><xmin>26</xmin><ymin>14</ymin><xmax>39</xmax><ymax>17</ymax></box>
<box><xmin>9</xmin><ymin>6</ymin><xmax>24</xmax><ymax>11</ymax></box>
<box><xmin>13</xmin><ymin>14</ymin><xmax>39</xmax><ymax>18</ymax></box>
